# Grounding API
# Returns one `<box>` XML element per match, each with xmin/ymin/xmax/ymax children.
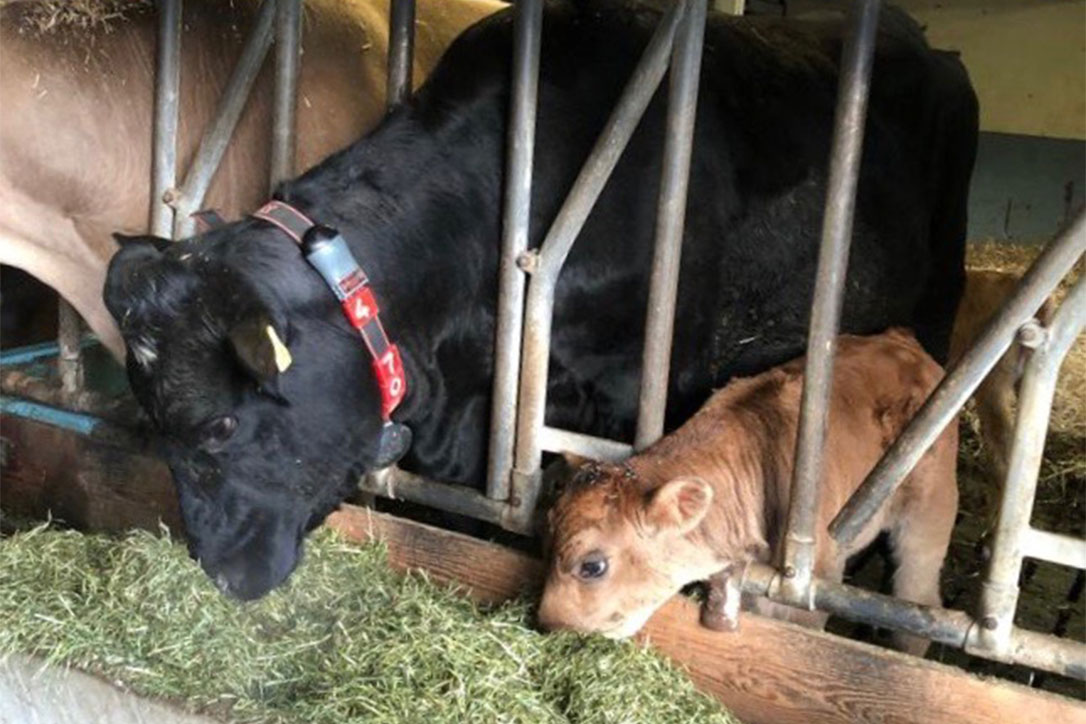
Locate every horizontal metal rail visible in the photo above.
<box><xmin>172</xmin><ymin>0</ymin><xmax>277</xmax><ymax>238</ymax></box>
<box><xmin>831</xmin><ymin>210</ymin><xmax>1086</xmax><ymax>544</ymax></box>
<box><xmin>740</xmin><ymin>561</ymin><xmax>1086</xmax><ymax>679</ymax></box>
<box><xmin>511</xmin><ymin>0</ymin><xmax>686</xmax><ymax>530</ymax></box>
<box><xmin>1020</xmin><ymin>529</ymin><xmax>1086</xmax><ymax>571</ymax></box>
<box><xmin>780</xmin><ymin>0</ymin><xmax>881</xmax><ymax>608</ymax></box>
<box><xmin>359</xmin><ymin>466</ymin><xmax>515</xmax><ymax>530</ymax></box>
<box><xmin>539</xmin><ymin>426</ymin><xmax>632</xmax><ymax>462</ymax></box>
<box><xmin>150</xmin><ymin>0</ymin><xmax>182</xmax><ymax>238</ymax></box>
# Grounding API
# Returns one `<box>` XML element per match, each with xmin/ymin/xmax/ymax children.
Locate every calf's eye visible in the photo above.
<box><xmin>577</xmin><ymin>552</ymin><xmax>609</xmax><ymax>580</ymax></box>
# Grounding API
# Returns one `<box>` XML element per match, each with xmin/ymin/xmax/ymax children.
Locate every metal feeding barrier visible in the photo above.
<box><xmin>43</xmin><ymin>0</ymin><xmax>1085</xmax><ymax>681</ymax></box>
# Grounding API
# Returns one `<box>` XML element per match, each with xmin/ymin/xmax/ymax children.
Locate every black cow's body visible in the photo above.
<box><xmin>105</xmin><ymin>0</ymin><xmax>978</xmax><ymax>599</ymax></box>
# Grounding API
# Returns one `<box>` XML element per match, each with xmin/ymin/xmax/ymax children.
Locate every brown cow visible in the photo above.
<box><xmin>949</xmin><ymin>268</ymin><xmax>1054</xmax><ymax>535</ymax></box>
<box><xmin>538</xmin><ymin>329</ymin><xmax>959</xmax><ymax>656</ymax></box>
<box><xmin>0</xmin><ymin>0</ymin><xmax>501</xmax><ymax>358</ymax></box>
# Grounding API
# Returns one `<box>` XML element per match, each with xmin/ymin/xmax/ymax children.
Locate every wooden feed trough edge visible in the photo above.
<box><xmin>1</xmin><ymin>411</ymin><xmax>1083</xmax><ymax>724</ymax></box>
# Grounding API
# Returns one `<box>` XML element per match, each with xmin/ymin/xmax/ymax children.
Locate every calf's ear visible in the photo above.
<box><xmin>645</xmin><ymin>477</ymin><xmax>713</xmax><ymax>536</ymax></box>
<box><xmin>229</xmin><ymin>314</ymin><xmax>293</xmax><ymax>383</ymax></box>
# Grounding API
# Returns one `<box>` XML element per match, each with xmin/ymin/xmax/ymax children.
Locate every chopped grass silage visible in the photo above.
<box><xmin>0</xmin><ymin>525</ymin><xmax>739</xmax><ymax>724</ymax></box>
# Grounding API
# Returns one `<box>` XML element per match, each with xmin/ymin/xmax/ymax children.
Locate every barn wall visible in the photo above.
<box><xmin>896</xmin><ymin>0</ymin><xmax>1085</xmax><ymax>242</ymax></box>
<box><xmin>968</xmin><ymin>131</ymin><xmax>1085</xmax><ymax>243</ymax></box>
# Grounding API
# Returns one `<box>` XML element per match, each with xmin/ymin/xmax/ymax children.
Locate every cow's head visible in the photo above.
<box><xmin>104</xmin><ymin>226</ymin><xmax>405</xmax><ymax>600</ymax></box>
<box><xmin>537</xmin><ymin>458</ymin><xmax>716</xmax><ymax>638</ymax></box>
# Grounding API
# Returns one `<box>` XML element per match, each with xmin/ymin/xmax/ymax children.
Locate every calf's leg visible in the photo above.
<box><xmin>887</xmin><ymin>438</ymin><xmax>959</xmax><ymax>656</ymax></box>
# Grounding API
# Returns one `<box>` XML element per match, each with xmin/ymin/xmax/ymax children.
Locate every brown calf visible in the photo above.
<box><xmin>538</xmin><ymin>329</ymin><xmax>959</xmax><ymax>656</ymax></box>
<box><xmin>950</xmin><ymin>269</ymin><xmax>1054</xmax><ymax>535</ymax></box>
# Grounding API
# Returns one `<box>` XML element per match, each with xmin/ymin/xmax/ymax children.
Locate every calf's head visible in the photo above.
<box><xmin>538</xmin><ymin>461</ymin><xmax>716</xmax><ymax>638</ymax></box>
<box><xmin>104</xmin><ymin>229</ymin><xmax>403</xmax><ymax>600</ymax></box>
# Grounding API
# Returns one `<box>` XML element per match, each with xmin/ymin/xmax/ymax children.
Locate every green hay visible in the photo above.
<box><xmin>0</xmin><ymin>525</ymin><xmax>740</xmax><ymax>724</ymax></box>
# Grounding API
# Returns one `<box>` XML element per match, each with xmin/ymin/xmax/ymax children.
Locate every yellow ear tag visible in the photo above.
<box><xmin>266</xmin><ymin>325</ymin><xmax>293</xmax><ymax>373</ymax></box>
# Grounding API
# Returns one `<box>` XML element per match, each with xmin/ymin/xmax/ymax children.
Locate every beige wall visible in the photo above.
<box><xmin>897</xmin><ymin>0</ymin><xmax>1085</xmax><ymax>140</ymax></box>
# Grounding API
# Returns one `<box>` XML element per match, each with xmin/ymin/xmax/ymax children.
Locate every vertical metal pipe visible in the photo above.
<box><xmin>830</xmin><ymin>211</ymin><xmax>1086</xmax><ymax>544</ymax></box>
<box><xmin>976</xmin><ymin>274</ymin><xmax>1086</xmax><ymax>653</ymax></box>
<box><xmin>150</xmin><ymin>0</ymin><xmax>182</xmax><ymax>238</ymax></box>
<box><xmin>386</xmin><ymin>0</ymin><xmax>416</xmax><ymax>111</ymax></box>
<box><xmin>270</xmin><ymin>0</ymin><xmax>302</xmax><ymax>192</ymax></box>
<box><xmin>57</xmin><ymin>300</ymin><xmax>84</xmax><ymax>399</ymax></box>
<box><xmin>634</xmin><ymin>0</ymin><xmax>707</xmax><ymax>450</ymax></box>
<box><xmin>486</xmin><ymin>0</ymin><xmax>543</xmax><ymax>502</ymax></box>
<box><xmin>779</xmin><ymin>0</ymin><xmax>881</xmax><ymax>605</ymax></box>
<box><xmin>173</xmin><ymin>0</ymin><xmax>277</xmax><ymax>238</ymax></box>
<box><xmin>510</xmin><ymin>1</ymin><xmax>685</xmax><ymax>529</ymax></box>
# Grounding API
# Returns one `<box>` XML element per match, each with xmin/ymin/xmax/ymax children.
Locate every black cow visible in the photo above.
<box><xmin>104</xmin><ymin>0</ymin><xmax>978</xmax><ymax>600</ymax></box>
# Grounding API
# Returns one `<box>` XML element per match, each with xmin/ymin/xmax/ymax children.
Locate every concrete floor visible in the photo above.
<box><xmin>0</xmin><ymin>655</ymin><xmax>219</xmax><ymax>724</ymax></box>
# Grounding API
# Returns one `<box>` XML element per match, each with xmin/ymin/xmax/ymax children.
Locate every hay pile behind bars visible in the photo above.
<box><xmin>0</xmin><ymin>525</ymin><xmax>739</xmax><ymax>724</ymax></box>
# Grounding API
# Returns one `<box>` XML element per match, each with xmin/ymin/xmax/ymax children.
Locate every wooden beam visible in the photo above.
<box><xmin>0</xmin><ymin>414</ymin><xmax>181</xmax><ymax>532</ymax></box>
<box><xmin>328</xmin><ymin>505</ymin><xmax>1083</xmax><ymax>724</ymax></box>
<box><xmin>2</xmin><ymin>413</ymin><xmax>1082</xmax><ymax>723</ymax></box>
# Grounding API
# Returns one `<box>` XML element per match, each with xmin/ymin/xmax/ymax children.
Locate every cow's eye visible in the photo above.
<box><xmin>577</xmin><ymin>552</ymin><xmax>609</xmax><ymax>580</ymax></box>
<box><xmin>202</xmin><ymin>415</ymin><xmax>238</xmax><ymax>449</ymax></box>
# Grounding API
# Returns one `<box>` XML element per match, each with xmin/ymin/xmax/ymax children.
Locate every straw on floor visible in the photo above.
<box><xmin>0</xmin><ymin>524</ymin><xmax>739</xmax><ymax>724</ymax></box>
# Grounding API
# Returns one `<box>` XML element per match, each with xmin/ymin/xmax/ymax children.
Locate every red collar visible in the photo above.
<box><xmin>251</xmin><ymin>201</ymin><xmax>408</xmax><ymax>421</ymax></box>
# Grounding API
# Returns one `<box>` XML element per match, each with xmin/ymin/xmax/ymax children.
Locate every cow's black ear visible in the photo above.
<box><xmin>113</xmin><ymin>233</ymin><xmax>173</xmax><ymax>252</ymax></box>
<box><xmin>228</xmin><ymin>314</ymin><xmax>293</xmax><ymax>383</ymax></box>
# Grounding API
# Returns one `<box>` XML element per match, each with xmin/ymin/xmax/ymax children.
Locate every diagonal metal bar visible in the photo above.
<box><xmin>510</xmin><ymin>0</ymin><xmax>685</xmax><ymax>529</ymax></box>
<box><xmin>173</xmin><ymin>0</ymin><xmax>276</xmax><ymax>238</ymax></box>
<box><xmin>831</xmin><ymin>210</ymin><xmax>1086</xmax><ymax>544</ymax></box>
<box><xmin>779</xmin><ymin>0</ymin><xmax>882</xmax><ymax>606</ymax></box>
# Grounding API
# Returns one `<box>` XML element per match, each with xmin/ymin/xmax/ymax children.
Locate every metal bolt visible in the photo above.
<box><xmin>783</xmin><ymin>566</ymin><xmax>796</xmax><ymax>579</ymax></box>
<box><xmin>162</xmin><ymin>187</ymin><xmax>182</xmax><ymax>207</ymax></box>
<box><xmin>515</xmin><ymin>249</ymin><xmax>539</xmax><ymax>274</ymax></box>
<box><xmin>981</xmin><ymin>615</ymin><xmax>999</xmax><ymax>631</ymax></box>
<box><xmin>1016</xmin><ymin>320</ymin><xmax>1046</xmax><ymax>349</ymax></box>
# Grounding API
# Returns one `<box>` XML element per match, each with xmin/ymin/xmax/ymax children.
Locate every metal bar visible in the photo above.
<box><xmin>486</xmin><ymin>0</ymin><xmax>544</xmax><ymax>502</ymax></box>
<box><xmin>779</xmin><ymin>0</ymin><xmax>881</xmax><ymax>606</ymax></box>
<box><xmin>150</xmin><ymin>0</ymin><xmax>182</xmax><ymax>238</ymax></box>
<box><xmin>56</xmin><ymin>300</ymin><xmax>84</xmax><ymax>399</ymax></box>
<box><xmin>976</xmin><ymin>273</ymin><xmax>1086</xmax><ymax>653</ymax></box>
<box><xmin>173</xmin><ymin>0</ymin><xmax>276</xmax><ymax>238</ymax></box>
<box><xmin>539</xmin><ymin>426</ymin><xmax>632</xmax><ymax>462</ymax></box>
<box><xmin>634</xmin><ymin>0</ymin><xmax>707</xmax><ymax>450</ymax></box>
<box><xmin>831</xmin><ymin>211</ymin><xmax>1086</xmax><ymax>544</ymax></box>
<box><xmin>270</xmin><ymin>0</ymin><xmax>302</xmax><ymax>192</ymax></box>
<box><xmin>1021</xmin><ymin>528</ymin><xmax>1086</xmax><ymax>570</ymax></box>
<box><xmin>0</xmin><ymin>396</ymin><xmax>100</xmax><ymax>437</ymax></box>
<box><xmin>359</xmin><ymin>466</ymin><xmax>517</xmax><ymax>530</ymax></box>
<box><xmin>386</xmin><ymin>0</ymin><xmax>416</xmax><ymax>110</ymax></box>
<box><xmin>740</xmin><ymin>562</ymin><xmax>1086</xmax><ymax>679</ymax></box>
<box><xmin>0</xmin><ymin>338</ymin><xmax>97</xmax><ymax>367</ymax></box>
<box><xmin>511</xmin><ymin>0</ymin><xmax>685</xmax><ymax>530</ymax></box>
